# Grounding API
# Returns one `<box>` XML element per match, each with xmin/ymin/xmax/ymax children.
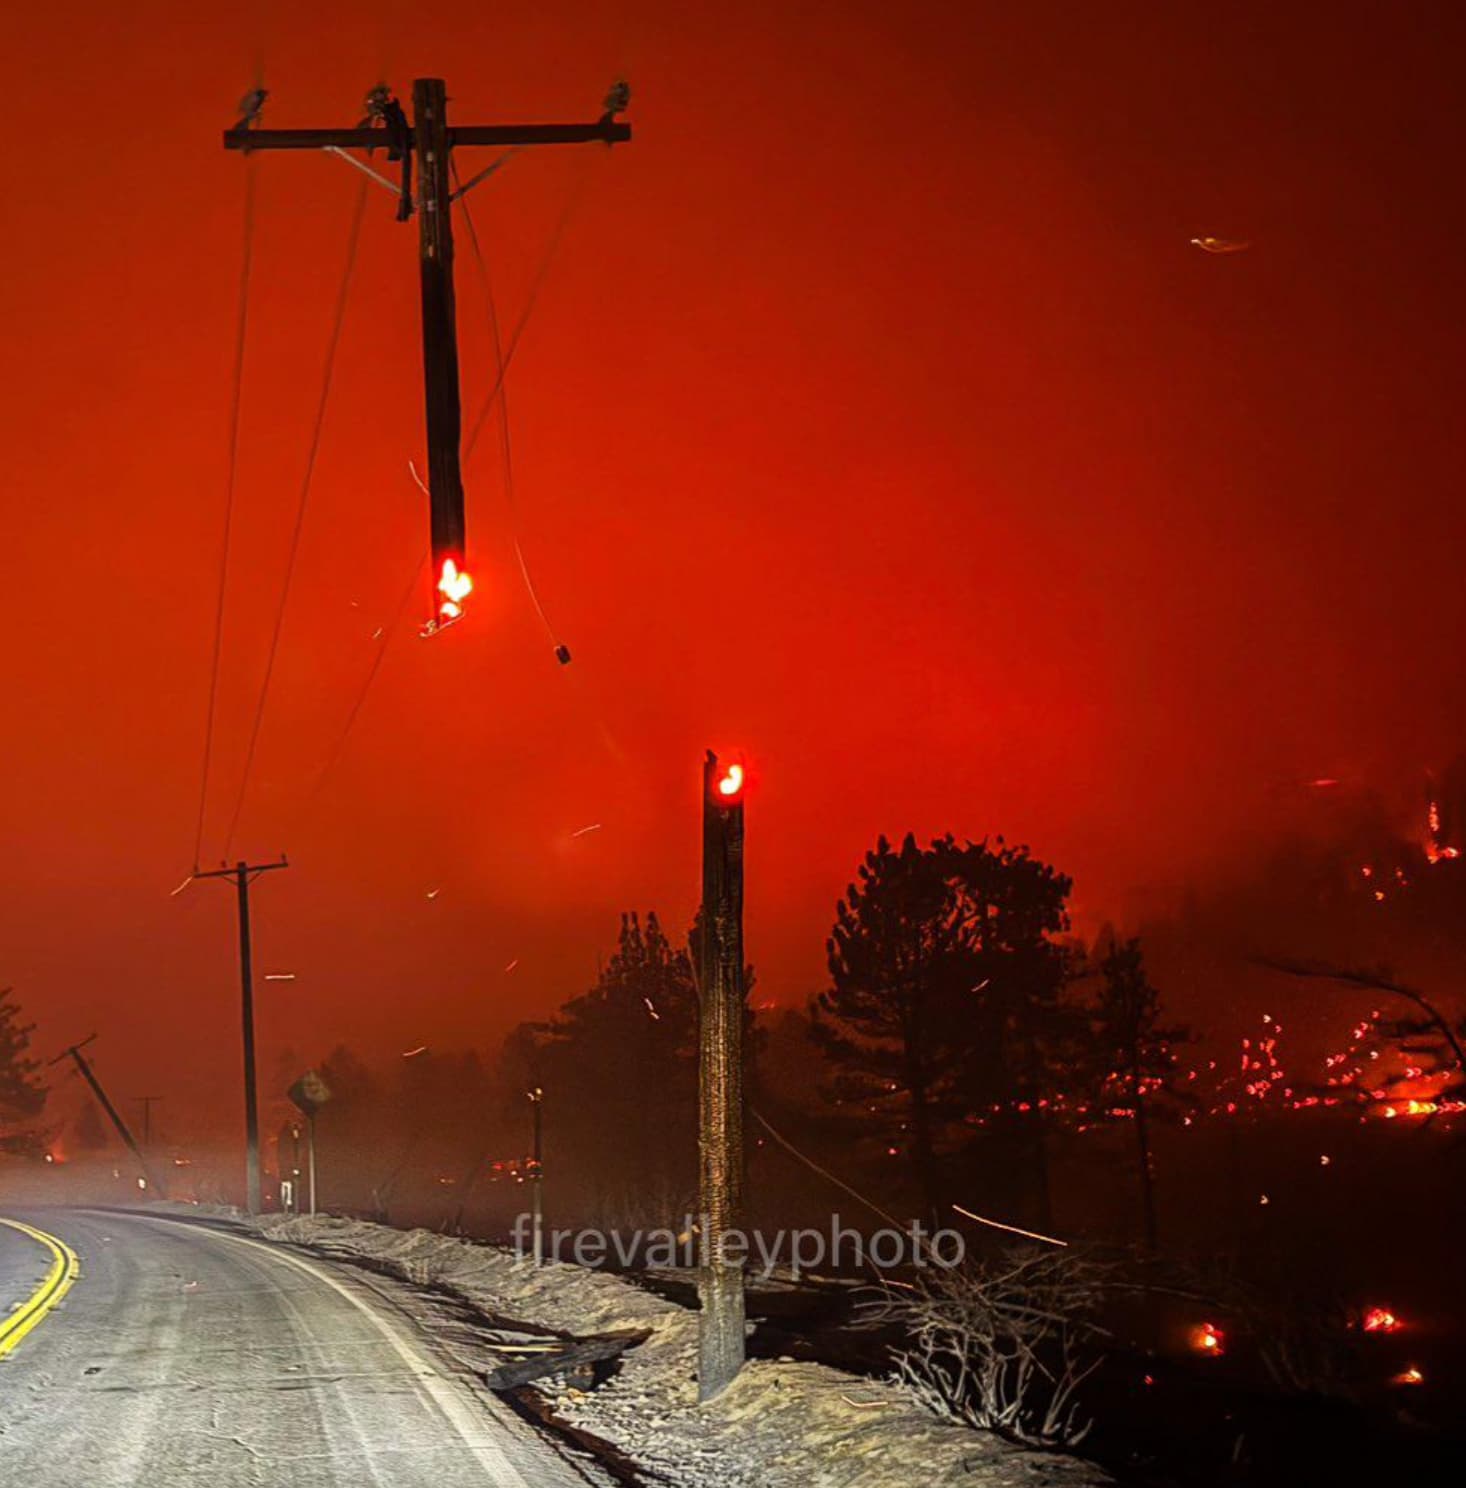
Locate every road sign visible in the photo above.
<box><xmin>288</xmin><ymin>1069</ymin><xmax>332</xmax><ymax>1116</ymax></box>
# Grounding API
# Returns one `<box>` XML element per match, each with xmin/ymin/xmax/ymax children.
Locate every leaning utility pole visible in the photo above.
<box><xmin>223</xmin><ymin>78</ymin><xmax>630</xmax><ymax>631</ymax></box>
<box><xmin>697</xmin><ymin>750</ymin><xmax>748</xmax><ymax>1400</ymax></box>
<box><xmin>196</xmin><ymin>858</ymin><xmax>289</xmax><ymax>1214</ymax></box>
<box><xmin>49</xmin><ymin>1038</ymin><xmax>165</xmax><ymax>1197</ymax></box>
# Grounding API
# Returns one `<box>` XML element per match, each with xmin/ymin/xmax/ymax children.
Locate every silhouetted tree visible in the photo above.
<box><xmin>383</xmin><ymin>1049</ymin><xmax>498</xmax><ymax>1218</ymax></box>
<box><xmin>812</xmin><ymin>835</ymin><xmax>1072</xmax><ymax>1224</ymax></box>
<box><xmin>0</xmin><ymin>987</ymin><xmax>46</xmax><ymax>1157</ymax></box>
<box><xmin>1088</xmin><ymin>934</ymin><xmax>1191</xmax><ymax>1251</ymax></box>
<box><xmin>527</xmin><ymin>912</ymin><xmax>701</xmax><ymax>1227</ymax></box>
<box><xmin>314</xmin><ymin>1044</ymin><xmax>392</xmax><ymax>1216</ymax></box>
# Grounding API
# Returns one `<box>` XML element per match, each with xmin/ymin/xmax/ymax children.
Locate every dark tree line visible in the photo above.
<box><xmin>249</xmin><ymin>839</ymin><xmax>1187</xmax><ymax>1248</ymax></box>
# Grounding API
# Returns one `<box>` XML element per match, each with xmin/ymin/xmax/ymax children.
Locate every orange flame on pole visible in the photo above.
<box><xmin>717</xmin><ymin>763</ymin><xmax>745</xmax><ymax>799</ymax></box>
<box><xmin>437</xmin><ymin>558</ymin><xmax>473</xmax><ymax>622</ymax></box>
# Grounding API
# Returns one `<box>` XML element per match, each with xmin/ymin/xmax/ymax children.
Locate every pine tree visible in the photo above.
<box><xmin>0</xmin><ymin>986</ymin><xmax>47</xmax><ymax>1157</ymax></box>
<box><xmin>812</xmin><ymin>834</ymin><xmax>1072</xmax><ymax>1223</ymax></box>
<box><xmin>528</xmin><ymin>912</ymin><xmax>701</xmax><ymax>1226</ymax></box>
<box><xmin>1089</xmin><ymin>935</ymin><xmax>1191</xmax><ymax>1251</ymax></box>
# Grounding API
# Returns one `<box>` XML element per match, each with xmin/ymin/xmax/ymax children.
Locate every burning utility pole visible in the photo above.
<box><xmin>697</xmin><ymin>750</ymin><xmax>748</xmax><ymax>1400</ymax></box>
<box><xmin>196</xmin><ymin>858</ymin><xmax>289</xmax><ymax>1215</ymax></box>
<box><xmin>223</xmin><ymin>78</ymin><xmax>630</xmax><ymax>633</ymax></box>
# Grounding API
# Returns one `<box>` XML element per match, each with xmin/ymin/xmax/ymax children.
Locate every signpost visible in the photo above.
<box><xmin>287</xmin><ymin>1069</ymin><xmax>333</xmax><ymax>1216</ymax></box>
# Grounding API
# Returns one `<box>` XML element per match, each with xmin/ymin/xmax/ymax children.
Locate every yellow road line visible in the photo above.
<box><xmin>0</xmin><ymin>1217</ymin><xmax>81</xmax><ymax>1359</ymax></box>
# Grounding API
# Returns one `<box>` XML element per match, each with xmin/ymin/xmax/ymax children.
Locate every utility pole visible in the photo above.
<box><xmin>528</xmin><ymin>1086</ymin><xmax>544</xmax><ymax>1265</ymax></box>
<box><xmin>134</xmin><ymin>1095</ymin><xmax>162</xmax><ymax>1151</ymax></box>
<box><xmin>223</xmin><ymin>79</ymin><xmax>630</xmax><ymax>630</ymax></box>
<box><xmin>196</xmin><ymin>858</ymin><xmax>289</xmax><ymax>1215</ymax></box>
<box><xmin>49</xmin><ymin>1038</ymin><xmax>165</xmax><ymax>1197</ymax></box>
<box><xmin>697</xmin><ymin>750</ymin><xmax>748</xmax><ymax>1400</ymax></box>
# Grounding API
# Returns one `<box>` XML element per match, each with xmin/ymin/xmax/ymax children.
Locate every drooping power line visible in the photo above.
<box><xmin>222</xmin><ymin>176</ymin><xmax>372</xmax><ymax>859</ymax></box>
<box><xmin>191</xmin><ymin>155</ymin><xmax>259</xmax><ymax>872</ymax></box>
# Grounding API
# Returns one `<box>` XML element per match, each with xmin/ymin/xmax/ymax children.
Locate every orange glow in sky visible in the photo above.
<box><xmin>5</xmin><ymin>1</ymin><xmax>1466</xmax><ymax>1130</ymax></box>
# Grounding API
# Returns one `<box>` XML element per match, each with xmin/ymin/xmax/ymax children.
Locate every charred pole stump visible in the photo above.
<box><xmin>697</xmin><ymin>750</ymin><xmax>747</xmax><ymax>1400</ymax></box>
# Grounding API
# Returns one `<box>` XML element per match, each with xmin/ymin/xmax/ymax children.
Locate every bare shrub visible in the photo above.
<box><xmin>865</xmin><ymin>1246</ymin><xmax>1110</xmax><ymax>1448</ymax></box>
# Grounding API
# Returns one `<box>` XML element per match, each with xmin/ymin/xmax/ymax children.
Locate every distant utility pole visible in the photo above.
<box><xmin>223</xmin><ymin>78</ymin><xmax>630</xmax><ymax>631</ymax></box>
<box><xmin>49</xmin><ymin>1038</ymin><xmax>165</xmax><ymax>1197</ymax></box>
<box><xmin>134</xmin><ymin>1095</ymin><xmax>162</xmax><ymax>1150</ymax></box>
<box><xmin>697</xmin><ymin>750</ymin><xmax>748</xmax><ymax>1400</ymax></box>
<box><xmin>528</xmin><ymin>1086</ymin><xmax>545</xmax><ymax>1265</ymax></box>
<box><xmin>196</xmin><ymin>858</ymin><xmax>289</xmax><ymax>1215</ymax></box>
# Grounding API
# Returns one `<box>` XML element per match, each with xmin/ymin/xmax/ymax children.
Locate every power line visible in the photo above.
<box><xmin>222</xmin><ymin>176</ymin><xmax>371</xmax><ymax>860</ymax></box>
<box><xmin>461</xmin><ymin>155</ymin><xmax>595</xmax><ymax>464</ymax></box>
<box><xmin>296</xmin><ymin>544</ymin><xmax>427</xmax><ymax>825</ymax></box>
<box><xmin>453</xmin><ymin>160</ymin><xmax>569</xmax><ymax>658</ymax></box>
<box><xmin>192</xmin><ymin>156</ymin><xmax>259</xmax><ymax>872</ymax></box>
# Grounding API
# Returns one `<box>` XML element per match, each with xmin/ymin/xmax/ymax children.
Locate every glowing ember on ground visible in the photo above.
<box><xmin>1362</xmin><ymin>1307</ymin><xmax>1401</xmax><ymax>1333</ymax></box>
<box><xmin>1381</xmin><ymin>1099</ymin><xmax>1439</xmax><ymax>1119</ymax></box>
<box><xmin>1191</xmin><ymin>1322</ymin><xmax>1225</xmax><ymax>1355</ymax></box>
<box><xmin>1392</xmin><ymin>1366</ymin><xmax>1424</xmax><ymax>1386</ymax></box>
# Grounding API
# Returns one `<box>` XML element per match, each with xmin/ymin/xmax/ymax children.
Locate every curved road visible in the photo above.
<box><xmin>0</xmin><ymin>1208</ymin><xmax>596</xmax><ymax>1487</ymax></box>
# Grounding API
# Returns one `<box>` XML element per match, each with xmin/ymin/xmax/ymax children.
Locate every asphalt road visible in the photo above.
<box><xmin>0</xmin><ymin>1208</ymin><xmax>597</xmax><ymax>1487</ymax></box>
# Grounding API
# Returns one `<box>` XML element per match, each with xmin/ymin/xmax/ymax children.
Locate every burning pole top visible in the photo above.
<box><xmin>223</xmin><ymin>78</ymin><xmax>631</xmax><ymax>634</ymax></box>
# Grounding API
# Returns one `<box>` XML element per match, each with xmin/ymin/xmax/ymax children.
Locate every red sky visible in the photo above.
<box><xmin>5</xmin><ymin>2</ymin><xmax>1466</xmax><ymax>1126</ymax></box>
